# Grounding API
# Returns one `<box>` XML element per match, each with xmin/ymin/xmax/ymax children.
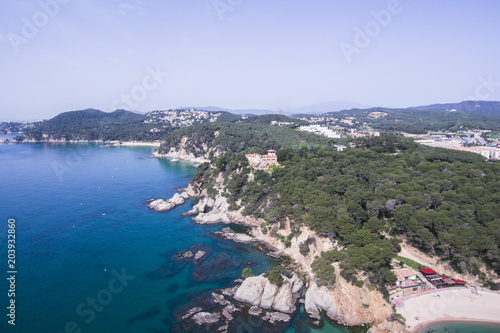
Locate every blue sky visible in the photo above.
<box><xmin>1</xmin><ymin>0</ymin><xmax>499</xmax><ymax>121</ymax></box>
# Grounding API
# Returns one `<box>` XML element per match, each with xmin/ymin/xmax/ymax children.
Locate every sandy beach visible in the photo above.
<box><xmin>395</xmin><ymin>287</ymin><xmax>500</xmax><ymax>332</ymax></box>
<box><xmin>113</xmin><ymin>141</ymin><xmax>161</xmax><ymax>147</ymax></box>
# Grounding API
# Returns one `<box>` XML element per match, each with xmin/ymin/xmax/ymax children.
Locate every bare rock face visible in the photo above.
<box><xmin>233</xmin><ymin>273</ymin><xmax>303</xmax><ymax>314</ymax></box>
<box><xmin>215</xmin><ymin>227</ymin><xmax>255</xmax><ymax>243</ymax></box>
<box><xmin>192</xmin><ymin>312</ymin><xmax>220</xmax><ymax>326</ymax></box>
<box><xmin>147</xmin><ymin>192</ymin><xmax>187</xmax><ymax>212</ymax></box>
<box><xmin>234</xmin><ymin>275</ymin><xmax>267</xmax><ymax>306</ymax></box>
<box><xmin>181</xmin><ymin>307</ymin><xmax>203</xmax><ymax>320</ymax></box>
<box><xmin>368</xmin><ymin>320</ymin><xmax>408</xmax><ymax>333</ymax></box>
<box><xmin>194</xmin><ymin>212</ymin><xmax>231</xmax><ymax>224</ymax></box>
<box><xmin>260</xmin><ymin>280</ymin><xmax>280</xmax><ymax>309</ymax></box>
<box><xmin>192</xmin><ymin>192</ymin><xmax>233</xmax><ymax>224</ymax></box>
<box><xmin>194</xmin><ymin>250</ymin><xmax>206</xmax><ymax>260</ymax></box>
<box><xmin>170</xmin><ymin>193</ymin><xmax>186</xmax><ymax>205</ymax></box>
<box><xmin>248</xmin><ymin>306</ymin><xmax>262</xmax><ymax>316</ymax></box>
<box><xmin>262</xmin><ymin>312</ymin><xmax>291</xmax><ymax>323</ymax></box>
<box><xmin>304</xmin><ymin>274</ymin><xmax>391</xmax><ymax>326</ymax></box>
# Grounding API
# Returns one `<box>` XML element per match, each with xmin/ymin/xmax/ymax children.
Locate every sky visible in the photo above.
<box><xmin>1</xmin><ymin>0</ymin><xmax>500</xmax><ymax>121</ymax></box>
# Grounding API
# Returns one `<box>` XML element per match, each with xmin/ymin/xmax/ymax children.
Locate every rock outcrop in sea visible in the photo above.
<box><xmin>234</xmin><ymin>273</ymin><xmax>303</xmax><ymax>314</ymax></box>
<box><xmin>147</xmin><ymin>192</ymin><xmax>189</xmax><ymax>212</ymax></box>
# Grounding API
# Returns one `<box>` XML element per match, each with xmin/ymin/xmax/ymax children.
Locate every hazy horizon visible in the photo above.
<box><xmin>1</xmin><ymin>0</ymin><xmax>500</xmax><ymax>121</ymax></box>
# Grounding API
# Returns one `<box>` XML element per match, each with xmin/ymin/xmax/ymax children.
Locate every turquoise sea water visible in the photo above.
<box><xmin>420</xmin><ymin>321</ymin><xmax>500</xmax><ymax>333</ymax></box>
<box><xmin>0</xmin><ymin>141</ymin><xmax>354</xmax><ymax>333</ymax></box>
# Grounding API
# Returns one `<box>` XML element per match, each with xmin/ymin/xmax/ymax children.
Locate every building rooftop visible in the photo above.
<box><xmin>394</xmin><ymin>268</ymin><xmax>417</xmax><ymax>282</ymax></box>
<box><xmin>419</xmin><ymin>268</ymin><xmax>437</xmax><ymax>275</ymax></box>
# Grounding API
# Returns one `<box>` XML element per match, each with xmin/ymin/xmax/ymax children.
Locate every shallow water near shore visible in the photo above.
<box><xmin>419</xmin><ymin>321</ymin><xmax>500</xmax><ymax>333</ymax></box>
<box><xmin>0</xmin><ymin>140</ymin><xmax>356</xmax><ymax>332</ymax></box>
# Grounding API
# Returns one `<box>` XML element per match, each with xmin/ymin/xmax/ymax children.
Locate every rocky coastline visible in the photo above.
<box><xmin>151</xmin><ymin>148</ymin><xmax>210</xmax><ymax>164</ymax></box>
<box><xmin>146</xmin><ymin>176</ymin><xmax>407</xmax><ymax>332</ymax></box>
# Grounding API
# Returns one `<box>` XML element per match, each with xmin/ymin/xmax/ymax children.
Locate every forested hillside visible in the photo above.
<box><xmin>192</xmin><ymin>136</ymin><xmax>500</xmax><ymax>292</ymax></box>
<box><xmin>20</xmin><ymin>109</ymin><xmax>171</xmax><ymax>141</ymax></box>
<box><xmin>320</xmin><ymin>105</ymin><xmax>500</xmax><ymax>134</ymax></box>
<box><xmin>158</xmin><ymin>121</ymin><xmax>338</xmax><ymax>159</ymax></box>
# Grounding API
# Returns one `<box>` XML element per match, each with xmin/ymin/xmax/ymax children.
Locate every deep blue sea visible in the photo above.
<box><xmin>0</xmin><ymin>141</ymin><xmax>356</xmax><ymax>333</ymax></box>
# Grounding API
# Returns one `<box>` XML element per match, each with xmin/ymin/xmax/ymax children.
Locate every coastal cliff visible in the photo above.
<box><xmin>155</xmin><ymin>134</ymin><xmax>221</xmax><ymax>163</ymax></box>
<box><xmin>168</xmin><ymin>179</ymin><xmax>407</xmax><ymax>332</ymax></box>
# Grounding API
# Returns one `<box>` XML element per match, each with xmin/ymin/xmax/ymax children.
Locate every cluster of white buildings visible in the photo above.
<box><xmin>145</xmin><ymin>109</ymin><xmax>221</xmax><ymax>127</ymax></box>
<box><xmin>296</xmin><ymin>115</ymin><xmax>339</xmax><ymax>123</ymax></box>
<box><xmin>413</xmin><ymin>130</ymin><xmax>500</xmax><ymax>160</ymax></box>
<box><xmin>298</xmin><ymin>125</ymin><xmax>341</xmax><ymax>138</ymax></box>
<box><xmin>346</xmin><ymin>128</ymin><xmax>380</xmax><ymax>138</ymax></box>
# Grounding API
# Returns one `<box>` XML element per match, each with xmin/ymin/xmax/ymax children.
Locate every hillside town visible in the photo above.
<box><xmin>145</xmin><ymin>109</ymin><xmax>222</xmax><ymax>127</ymax></box>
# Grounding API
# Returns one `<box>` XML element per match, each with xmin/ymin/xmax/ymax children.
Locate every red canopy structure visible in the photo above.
<box><xmin>419</xmin><ymin>268</ymin><xmax>437</xmax><ymax>275</ymax></box>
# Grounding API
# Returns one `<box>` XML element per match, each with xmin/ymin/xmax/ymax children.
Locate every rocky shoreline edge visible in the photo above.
<box><xmin>146</xmin><ymin>181</ymin><xmax>407</xmax><ymax>333</ymax></box>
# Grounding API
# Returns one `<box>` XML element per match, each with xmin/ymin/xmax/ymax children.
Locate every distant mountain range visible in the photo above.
<box><xmin>179</xmin><ymin>106</ymin><xmax>282</xmax><ymax>116</ymax></box>
<box><xmin>180</xmin><ymin>100</ymin><xmax>371</xmax><ymax>115</ymax></box>
<box><xmin>284</xmin><ymin>101</ymin><xmax>372</xmax><ymax>114</ymax></box>
<box><xmin>181</xmin><ymin>100</ymin><xmax>500</xmax><ymax>116</ymax></box>
<box><xmin>408</xmin><ymin>100</ymin><xmax>500</xmax><ymax>116</ymax></box>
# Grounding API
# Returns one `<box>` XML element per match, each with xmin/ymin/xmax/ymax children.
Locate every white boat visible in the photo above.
<box><xmin>170</xmin><ymin>158</ymin><xmax>179</xmax><ymax>162</ymax></box>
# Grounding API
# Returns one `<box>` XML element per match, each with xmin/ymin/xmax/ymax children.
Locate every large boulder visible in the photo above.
<box><xmin>193</xmin><ymin>212</ymin><xmax>231</xmax><ymax>224</ymax></box>
<box><xmin>304</xmin><ymin>278</ymin><xmax>391</xmax><ymax>326</ymax></box>
<box><xmin>260</xmin><ymin>280</ymin><xmax>279</xmax><ymax>309</ymax></box>
<box><xmin>234</xmin><ymin>273</ymin><xmax>303</xmax><ymax>314</ymax></box>
<box><xmin>171</xmin><ymin>193</ymin><xmax>186</xmax><ymax>205</ymax></box>
<box><xmin>263</xmin><ymin>312</ymin><xmax>291</xmax><ymax>323</ymax></box>
<box><xmin>191</xmin><ymin>312</ymin><xmax>220</xmax><ymax>326</ymax></box>
<box><xmin>234</xmin><ymin>275</ymin><xmax>267</xmax><ymax>306</ymax></box>
<box><xmin>194</xmin><ymin>250</ymin><xmax>206</xmax><ymax>260</ymax></box>
<box><xmin>147</xmin><ymin>192</ymin><xmax>188</xmax><ymax>212</ymax></box>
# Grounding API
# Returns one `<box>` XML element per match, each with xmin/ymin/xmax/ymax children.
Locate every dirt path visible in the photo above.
<box><xmin>397</xmin><ymin>241</ymin><xmax>499</xmax><ymax>285</ymax></box>
<box><xmin>399</xmin><ymin>243</ymin><xmax>438</xmax><ymax>268</ymax></box>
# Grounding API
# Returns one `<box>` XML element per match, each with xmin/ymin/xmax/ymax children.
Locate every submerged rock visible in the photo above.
<box><xmin>183</xmin><ymin>251</ymin><xmax>194</xmax><ymax>259</ymax></box>
<box><xmin>212</xmin><ymin>293</ymin><xmax>229</xmax><ymax>306</ymax></box>
<box><xmin>180</xmin><ymin>307</ymin><xmax>203</xmax><ymax>321</ymax></box>
<box><xmin>191</xmin><ymin>252</ymin><xmax>242</xmax><ymax>282</ymax></box>
<box><xmin>166</xmin><ymin>283</ymin><xmax>180</xmax><ymax>293</ymax></box>
<box><xmin>262</xmin><ymin>312</ymin><xmax>291</xmax><ymax>323</ymax></box>
<box><xmin>248</xmin><ymin>305</ymin><xmax>262</xmax><ymax>316</ymax></box>
<box><xmin>127</xmin><ymin>305</ymin><xmax>161</xmax><ymax>325</ymax></box>
<box><xmin>220</xmin><ymin>285</ymin><xmax>239</xmax><ymax>297</ymax></box>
